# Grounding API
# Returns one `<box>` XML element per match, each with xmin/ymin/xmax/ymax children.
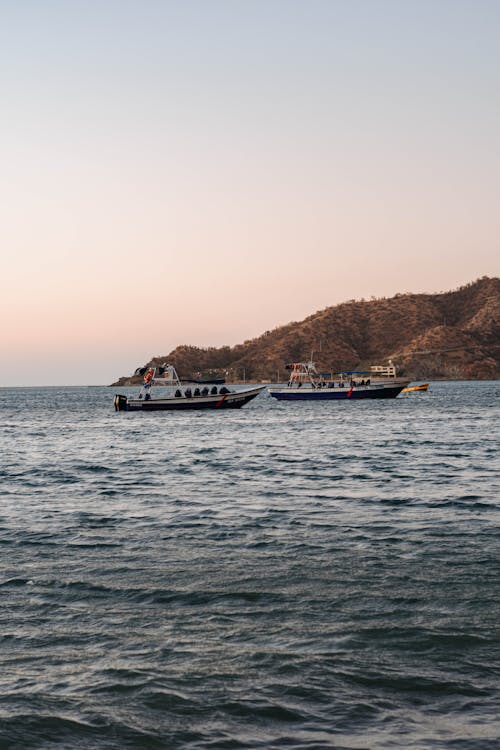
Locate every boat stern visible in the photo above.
<box><xmin>114</xmin><ymin>394</ymin><xmax>128</xmax><ymax>411</ymax></box>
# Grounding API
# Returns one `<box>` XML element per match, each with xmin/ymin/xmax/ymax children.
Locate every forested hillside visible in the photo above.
<box><xmin>114</xmin><ymin>277</ymin><xmax>500</xmax><ymax>384</ymax></box>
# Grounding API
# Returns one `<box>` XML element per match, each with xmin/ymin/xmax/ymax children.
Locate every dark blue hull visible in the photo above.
<box><xmin>114</xmin><ymin>387</ymin><xmax>264</xmax><ymax>412</ymax></box>
<box><xmin>269</xmin><ymin>384</ymin><xmax>406</xmax><ymax>401</ymax></box>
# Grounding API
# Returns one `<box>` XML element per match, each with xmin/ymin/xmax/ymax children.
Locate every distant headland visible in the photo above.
<box><xmin>113</xmin><ymin>277</ymin><xmax>500</xmax><ymax>384</ymax></box>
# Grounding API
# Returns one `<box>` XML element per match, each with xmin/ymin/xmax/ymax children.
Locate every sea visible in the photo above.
<box><xmin>0</xmin><ymin>381</ymin><xmax>499</xmax><ymax>750</ymax></box>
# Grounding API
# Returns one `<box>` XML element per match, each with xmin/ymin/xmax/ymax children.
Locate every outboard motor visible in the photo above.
<box><xmin>114</xmin><ymin>394</ymin><xmax>128</xmax><ymax>411</ymax></box>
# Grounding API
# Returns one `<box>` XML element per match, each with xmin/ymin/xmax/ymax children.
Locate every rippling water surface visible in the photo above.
<box><xmin>1</xmin><ymin>382</ymin><xmax>499</xmax><ymax>749</ymax></box>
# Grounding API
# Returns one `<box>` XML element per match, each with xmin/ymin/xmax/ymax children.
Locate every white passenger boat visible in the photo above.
<box><xmin>114</xmin><ymin>365</ymin><xmax>265</xmax><ymax>412</ymax></box>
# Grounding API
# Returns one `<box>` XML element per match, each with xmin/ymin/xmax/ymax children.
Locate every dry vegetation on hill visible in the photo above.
<box><xmin>114</xmin><ymin>277</ymin><xmax>500</xmax><ymax>384</ymax></box>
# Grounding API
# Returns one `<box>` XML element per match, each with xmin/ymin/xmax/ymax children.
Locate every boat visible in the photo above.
<box><xmin>402</xmin><ymin>383</ymin><xmax>429</xmax><ymax>392</ymax></box>
<box><xmin>114</xmin><ymin>364</ymin><xmax>265</xmax><ymax>411</ymax></box>
<box><xmin>268</xmin><ymin>361</ymin><xmax>410</xmax><ymax>401</ymax></box>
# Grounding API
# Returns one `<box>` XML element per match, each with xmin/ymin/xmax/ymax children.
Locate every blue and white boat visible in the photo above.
<box><xmin>268</xmin><ymin>361</ymin><xmax>409</xmax><ymax>401</ymax></box>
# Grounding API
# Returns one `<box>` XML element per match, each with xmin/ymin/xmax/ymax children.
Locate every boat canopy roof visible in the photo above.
<box><xmin>134</xmin><ymin>363</ymin><xmax>225</xmax><ymax>385</ymax></box>
<box><xmin>317</xmin><ymin>370</ymin><xmax>369</xmax><ymax>377</ymax></box>
<box><xmin>286</xmin><ymin>362</ymin><xmax>370</xmax><ymax>376</ymax></box>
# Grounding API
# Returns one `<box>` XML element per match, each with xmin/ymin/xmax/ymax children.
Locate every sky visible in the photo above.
<box><xmin>1</xmin><ymin>0</ymin><xmax>499</xmax><ymax>385</ymax></box>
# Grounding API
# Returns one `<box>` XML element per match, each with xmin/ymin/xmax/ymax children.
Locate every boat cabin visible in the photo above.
<box><xmin>369</xmin><ymin>361</ymin><xmax>397</xmax><ymax>378</ymax></box>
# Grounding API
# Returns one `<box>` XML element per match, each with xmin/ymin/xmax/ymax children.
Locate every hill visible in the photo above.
<box><xmin>113</xmin><ymin>277</ymin><xmax>500</xmax><ymax>384</ymax></box>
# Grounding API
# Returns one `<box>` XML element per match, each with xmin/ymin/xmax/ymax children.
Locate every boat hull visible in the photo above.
<box><xmin>114</xmin><ymin>387</ymin><xmax>265</xmax><ymax>412</ymax></box>
<box><xmin>402</xmin><ymin>383</ymin><xmax>429</xmax><ymax>392</ymax></box>
<box><xmin>269</xmin><ymin>383</ymin><xmax>408</xmax><ymax>401</ymax></box>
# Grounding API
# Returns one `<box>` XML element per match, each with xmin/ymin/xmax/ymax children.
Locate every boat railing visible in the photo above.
<box><xmin>285</xmin><ymin>362</ymin><xmax>381</xmax><ymax>389</ymax></box>
<box><xmin>135</xmin><ymin>363</ymin><xmax>237</xmax><ymax>400</ymax></box>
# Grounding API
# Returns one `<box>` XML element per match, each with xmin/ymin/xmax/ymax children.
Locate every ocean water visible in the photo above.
<box><xmin>0</xmin><ymin>382</ymin><xmax>499</xmax><ymax>750</ymax></box>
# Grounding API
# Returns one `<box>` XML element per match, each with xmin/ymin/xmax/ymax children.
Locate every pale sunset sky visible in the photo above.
<box><xmin>1</xmin><ymin>0</ymin><xmax>499</xmax><ymax>385</ymax></box>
